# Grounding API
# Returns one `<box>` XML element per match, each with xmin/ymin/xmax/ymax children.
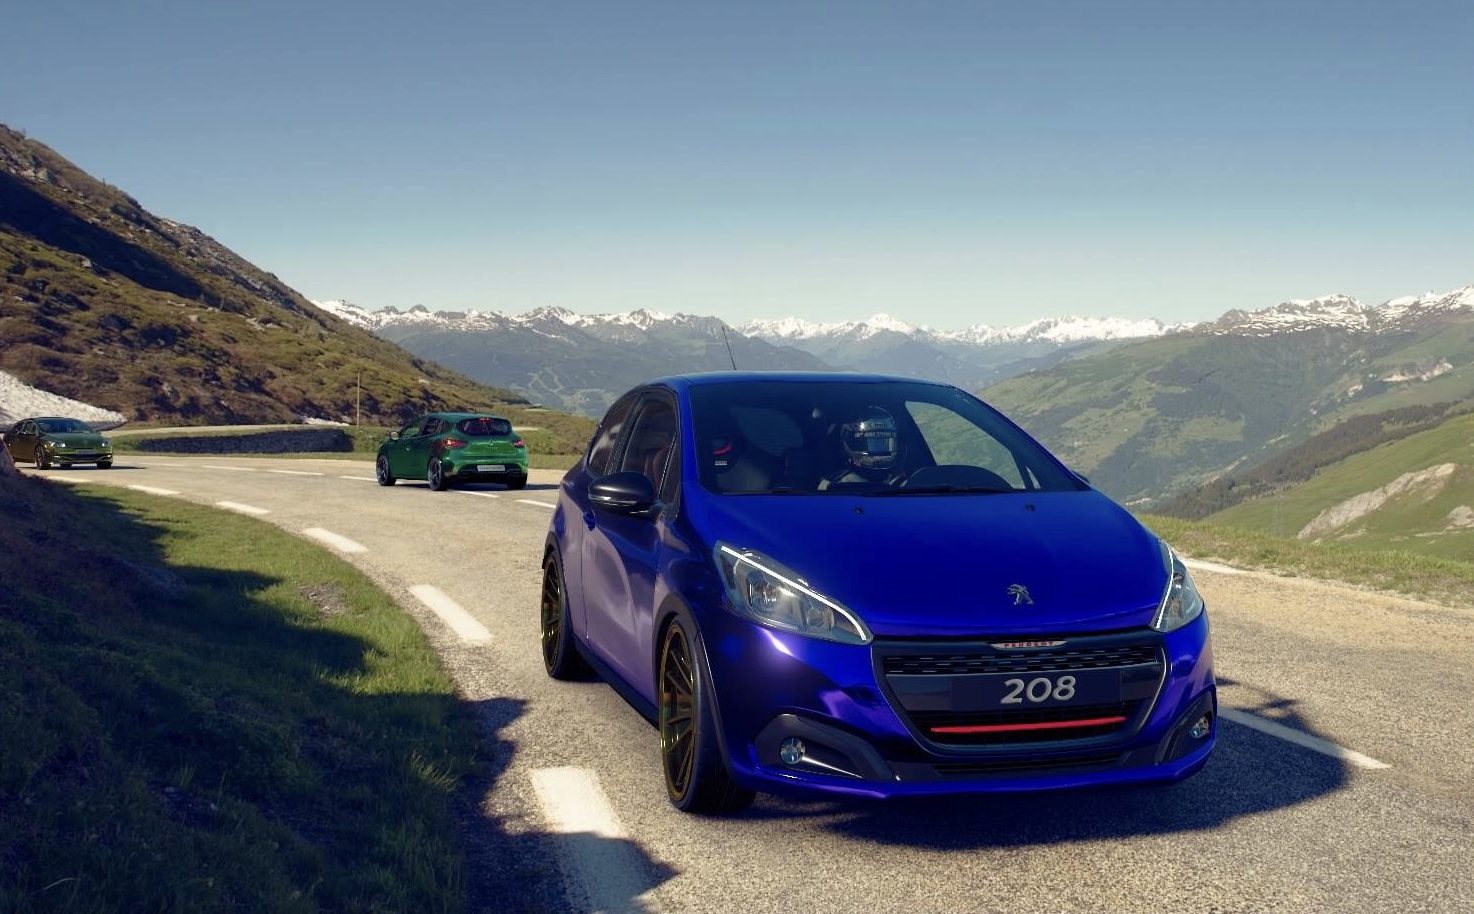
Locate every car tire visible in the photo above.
<box><xmin>507</xmin><ymin>475</ymin><xmax>527</xmax><ymax>490</ymax></box>
<box><xmin>376</xmin><ymin>455</ymin><xmax>396</xmax><ymax>486</ymax></box>
<box><xmin>541</xmin><ymin>550</ymin><xmax>594</xmax><ymax>680</ymax></box>
<box><xmin>658</xmin><ymin>617</ymin><xmax>754</xmax><ymax>815</ymax></box>
<box><xmin>34</xmin><ymin>450</ymin><xmax>49</xmax><ymax>470</ymax></box>
<box><xmin>97</xmin><ymin>460</ymin><xmax>112</xmax><ymax>469</ymax></box>
<box><xmin>427</xmin><ymin>459</ymin><xmax>448</xmax><ymax>491</ymax></box>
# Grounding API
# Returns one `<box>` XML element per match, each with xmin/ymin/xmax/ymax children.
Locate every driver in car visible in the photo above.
<box><xmin>819</xmin><ymin>406</ymin><xmax>907</xmax><ymax>489</ymax></box>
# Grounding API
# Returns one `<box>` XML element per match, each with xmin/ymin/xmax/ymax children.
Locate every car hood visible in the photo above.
<box><xmin>691</xmin><ymin>490</ymin><xmax>1168</xmax><ymax>638</ymax></box>
<box><xmin>43</xmin><ymin>432</ymin><xmax>107</xmax><ymax>447</ymax></box>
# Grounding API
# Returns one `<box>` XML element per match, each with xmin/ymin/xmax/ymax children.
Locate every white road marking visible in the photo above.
<box><xmin>303</xmin><ymin>527</ymin><xmax>368</xmax><ymax>554</ymax></box>
<box><xmin>1219</xmin><ymin>708</ymin><xmax>1391</xmax><ymax>770</ymax></box>
<box><xmin>268</xmin><ymin>469</ymin><xmax>324</xmax><ymax>476</ymax></box>
<box><xmin>518</xmin><ymin>499</ymin><xmax>557</xmax><ymax>509</ymax></box>
<box><xmin>340</xmin><ymin>475</ymin><xmax>378</xmax><ymax>482</ymax></box>
<box><xmin>530</xmin><ymin>767</ymin><xmax>660</xmax><ymax>914</ymax></box>
<box><xmin>202</xmin><ymin>465</ymin><xmax>258</xmax><ymax>472</ymax></box>
<box><xmin>457</xmin><ymin>490</ymin><xmax>500</xmax><ymax>499</ymax></box>
<box><xmin>408</xmin><ymin>584</ymin><xmax>492</xmax><ymax>643</ymax></box>
<box><xmin>127</xmin><ymin>484</ymin><xmax>179</xmax><ymax>496</ymax></box>
<box><xmin>1184</xmin><ymin>558</ymin><xmax>1246</xmax><ymax>577</ymax></box>
<box><xmin>216</xmin><ymin>500</ymin><xmax>269</xmax><ymax>516</ymax></box>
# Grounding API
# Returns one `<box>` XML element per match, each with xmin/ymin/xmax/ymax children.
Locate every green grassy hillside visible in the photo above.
<box><xmin>0</xmin><ymin>475</ymin><xmax>481</xmax><ymax>911</ymax></box>
<box><xmin>0</xmin><ymin>124</ymin><xmax>549</xmax><ymax>426</ymax></box>
<box><xmin>983</xmin><ymin>316</ymin><xmax>1474</xmax><ymax>504</ymax></box>
<box><xmin>1205</xmin><ymin>411</ymin><xmax>1474</xmax><ymax>560</ymax></box>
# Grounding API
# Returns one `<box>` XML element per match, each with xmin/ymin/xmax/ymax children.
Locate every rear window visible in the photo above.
<box><xmin>458</xmin><ymin>417</ymin><xmax>513</xmax><ymax>437</ymax></box>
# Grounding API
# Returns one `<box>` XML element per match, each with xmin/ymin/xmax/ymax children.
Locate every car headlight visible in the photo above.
<box><xmin>1153</xmin><ymin>543</ymin><xmax>1205</xmax><ymax>632</ymax></box>
<box><xmin>100</xmin><ymin>439</ymin><xmax>112</xmax><ymax>448</ymax></box>
<box><xmin>54</xmin><ymin>441</ymin><xmax>67</xmax><ymax>449</ymax></box>
<box><xmin>715</xmin><ymin>543</ymin><xmax>871</xmax><ymax>645</ymax></box>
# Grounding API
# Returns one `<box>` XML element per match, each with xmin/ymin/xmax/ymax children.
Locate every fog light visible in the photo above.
<box><xmin>779</xmin><ymin>737</ymin><xmax>806</xmax><ymax>766</ymax></box>
<box><xmin>1188</xmin><ymin>713</ymin><xmax>1213</xmax><ymax>740</ymax></box>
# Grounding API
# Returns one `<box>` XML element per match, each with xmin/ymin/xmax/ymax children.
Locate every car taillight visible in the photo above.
<box><xmin>513</xmin><ymin>438</ymin><xmax>525</xmax><ymax>448</ymax></box>
<box><xmin>443</xmin><ymin>438</ymin><xmax>468</xmax><ymax>449</ymax></box>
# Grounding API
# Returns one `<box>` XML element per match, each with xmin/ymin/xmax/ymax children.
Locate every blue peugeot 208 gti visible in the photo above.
<box><xmin>540</xmin><ymin>373</ymin><xmax>1215</xmax><ymax>814</ymax></box>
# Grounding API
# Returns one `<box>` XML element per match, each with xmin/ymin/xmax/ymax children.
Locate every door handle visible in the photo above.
<box><xmin>583</xmin><ymin>511</ymin><xmax>596</xmax><ymax>530</ymax></box>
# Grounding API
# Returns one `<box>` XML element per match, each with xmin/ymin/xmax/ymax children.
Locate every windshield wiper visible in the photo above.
<box><xmin>865</xmin><ymin>485</ymin><xmax>1015</xmax><ymax>496</ymax></box>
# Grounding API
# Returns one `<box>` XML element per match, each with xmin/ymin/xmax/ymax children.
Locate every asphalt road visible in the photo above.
<box><xmin>28</xmin><ymin>456</ymin><xmax>1474</xmax><ymax>914</ymax></box>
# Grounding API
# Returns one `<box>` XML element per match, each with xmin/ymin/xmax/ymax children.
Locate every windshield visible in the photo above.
<box><xmin>456</xmin><ymin>417</ymin><xmax>513</xmax><ymax>437</ymax></box>
<box><xmin>690</xmin><ymin>381</ymin><xmax>1083</xmax><ymax>495</ymax></box>
<box><xmin>36</xmin><ymin>419</ymin><xmax>91</xmax><ymax>434</ymax></box>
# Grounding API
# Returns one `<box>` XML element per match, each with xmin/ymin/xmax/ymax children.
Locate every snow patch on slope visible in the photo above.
<box><xmin>0</xmin><ymin>370</ymin><xmax>128</xmax><ymax>430</ymax></box>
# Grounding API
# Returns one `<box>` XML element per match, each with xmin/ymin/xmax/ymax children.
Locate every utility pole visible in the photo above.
<box><xmin>356</xmin><ymin>370</ymin><xmax>362</xmax><ymax>428</ymax></box>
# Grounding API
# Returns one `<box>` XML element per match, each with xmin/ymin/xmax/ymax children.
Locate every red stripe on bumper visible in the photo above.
<box><xmin>931</xmin><ymin>715</ymin><xmax>1128</xmax><ymax>735</ymax></box>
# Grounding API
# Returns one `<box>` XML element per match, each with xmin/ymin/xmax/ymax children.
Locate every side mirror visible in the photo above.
<box><xmin>1074</xmin><ymin>470</ymin><xmax>1091</xmax><ymax>485</ymax></box>
<box><xmin>388</xmin><ymin>431</ymin><xmax>400</xmax><ymax>441</ymax></box>
<box><xmin>589</xmin><ymin>471</ymin><xmax>659</xmax><ymax>517</ymax></box>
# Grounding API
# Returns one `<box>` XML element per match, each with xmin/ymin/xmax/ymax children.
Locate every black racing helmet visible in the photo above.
<box><xmin>840</xmin><ymin>407</ymin><xmax>900</xmax><ymax>471</ymax></box>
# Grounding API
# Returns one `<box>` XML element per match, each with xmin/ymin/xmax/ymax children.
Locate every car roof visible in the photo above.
<box><xmin>644</xmin><ymin>370</ymin><xmax>947</xmax><ymax>391</ymax></box>
<box><xmin>429</xmin><ymin>412</ymin><xmax>511</xmax><ymax>421</ymax></box>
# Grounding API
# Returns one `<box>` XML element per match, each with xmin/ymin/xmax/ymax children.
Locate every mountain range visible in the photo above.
<box><xmin>983</xmin><ymin>285</ymin><xmax>1474</xmax><ymax>503</ymax></box>
<box><xmin>321</xmin><ymin>285</ymin><xmax>1473</xmax><ymax>507</ymax></box>
<box><xmin>313</xmin><ymin>300</ymin><xmax>1185</xmax><ymax>414</ymax></box>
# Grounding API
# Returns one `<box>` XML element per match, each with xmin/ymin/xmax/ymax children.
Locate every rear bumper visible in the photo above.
<box><xmin>704</xmin><ymin>609</ymin><xmax>1216</xmax><ymax>799</ymax></box>
<box><xmin>444</xmin><ymin>458</ymin><xmax>527</xmax><ymax>480</ymax></box>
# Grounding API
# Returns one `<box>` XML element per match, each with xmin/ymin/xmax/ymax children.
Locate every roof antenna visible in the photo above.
<box><xmin>720</xmin><ymin>324</ymin><xmax>738</xmax><ymax>370</ymax></box>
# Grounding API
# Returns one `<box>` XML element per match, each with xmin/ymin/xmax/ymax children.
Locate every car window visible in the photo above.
<box><xmin>21</xmin><ymin>421</ymin><xmax>36</xmax><ymax>436</ymax></box>
<box><xmin>420</xmin><ymin>417</ymin><xmax>444</xmax><ymax>437</ymax></box>
<box><xmin>458</xmin><ymin>417</ymin><xmax>512</xmax><ymax>437</ymax></box>
<box><xmin>689</xmin><ymin>381</ymin><xmax>1080</xmax><ymax>495</ymax></box>
<box><xmin>587</xmin><ymin>393</ymin><xmax>638</xmax><ymax>478</ymax></box>
<box><xmin>398</xmin><ymin>418</ymin><xmax>423</xmax><ymax>439</ymax></box>
<box><xmin>617</xmin><ymin>398</ymin><xmax>678</xmax><ymax>497</ymax></box>
<box><xmin>37</xmin><ymin>419</ymin><xmax>88</xmax><ymax>433</ymax></box>
<box><xmin>906</xmin><ymin>401</ymin><xmax>1026</xmax><ymax>488</ymax></box>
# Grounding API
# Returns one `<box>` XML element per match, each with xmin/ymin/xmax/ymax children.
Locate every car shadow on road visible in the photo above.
<box><xmin>741</xmin><ymin>679</ymin><xmax>1351</xmax><ymax>848</ymax></box>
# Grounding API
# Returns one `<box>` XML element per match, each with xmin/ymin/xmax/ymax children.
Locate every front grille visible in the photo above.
<box><xmin>875</xmin><ymin>634</ymin><xmax>1165</xmax><ymax>749</ymax></box>
<box><xmin>910</xmin><ymin>702</ymin><xmax>1141</xmax><ymax>746</ymax></box>
<box><xmin>882</xmin><ymin>643</ymin><xmax>1158</xmax><ymax>676</ymax></box>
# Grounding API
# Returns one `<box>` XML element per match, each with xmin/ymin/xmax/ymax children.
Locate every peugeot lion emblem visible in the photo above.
<box><xmin>1007</xmin><ymin>584</ymin><xmax>1033</xmax><ymax>606</ymax></box>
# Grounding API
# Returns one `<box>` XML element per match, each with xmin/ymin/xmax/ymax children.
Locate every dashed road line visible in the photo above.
<box><xmin>303</xmin><ymin>527</ymin><xmax>368</xmax><ymax>554</ymax></box>
<box><xmin>518</xmin><ymin>499</ymin><xmax>557</xmax><ymax>509</ymax></box>
<box><xmin>202</xmin><ymin>465</ymin><xmax>258</xmax><ymax>472</ymax></box>
<box><xmin>408</xmin><ymin>585</ymin><xmax>492</xmax><ymax>643</ymax></box>
<box><xmin>340</xmin><ymin>475</ymin><xmax>378</xmax><ymax>482</ymax></box>
<box><xmin>1219</xmin><ymin>708</ymin><xmax>1390</xmax><ymax>770</ymax></box>
<box><xmin>457</xmin><ymin>490</ymin><xmax>500</xmax><ymax>499</ymax></box>
<box><xmin>530</xmin><ymin>767</ymin><xmax>660</xmax><ymax>914</ymax></box>
<box><xmin>127</xmin><ymin>484</ymin><xmax>180</xmax><ymax>496</ymax></box>
<box><xmin>216</xmin><ymin>500</ymin><xmax>269</xmax><ymax>516</ymax></box>
<box><xmin>268</xmin><ymin>469</ymin><xmax>324</xmax><ymax>477</ymax></box>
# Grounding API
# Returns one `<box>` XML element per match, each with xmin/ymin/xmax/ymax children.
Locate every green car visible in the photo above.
<box><xmin>376</xmin><ymin>412</ymin><xmax>528</xmax><ymax>491</ymax></box>
<box><xmin>2</xmin><ymin>417</ymin><xmax>114</xmax><ymax>469</ymax></box>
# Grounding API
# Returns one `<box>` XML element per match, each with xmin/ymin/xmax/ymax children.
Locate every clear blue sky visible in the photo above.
<box><xmin>3</xmin><ymin>1</ymin><xmax>1470</xmax><ymax>327</ymax></box>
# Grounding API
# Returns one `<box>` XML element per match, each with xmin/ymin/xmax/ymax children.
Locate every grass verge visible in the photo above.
<box><xmin>1142</xmin><ymin>513</ymin><xmax>1474</xmax><ymax>608</ymax></box>
<box><xmin>0</xmin><ymin>479</ymin><xmax>479</xmax><ymax>913</ymax></box>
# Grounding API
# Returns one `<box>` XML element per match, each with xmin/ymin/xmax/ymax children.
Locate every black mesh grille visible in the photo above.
<box><xmin>882</xmin><ymin>643</ymin><xmax>1158</xmax><ymax>676</ymax></box>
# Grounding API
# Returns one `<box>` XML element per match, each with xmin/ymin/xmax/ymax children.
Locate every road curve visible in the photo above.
<box><xmin>27</xmin><ymin>456</ymin><xmax>1474</xmax><ymax>914</ymax></box>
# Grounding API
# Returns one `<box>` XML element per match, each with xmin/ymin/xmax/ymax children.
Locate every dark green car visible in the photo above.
<box><xmin>376</xmin><ymin>412</ymin><xmax>528</xmax><ymax>491</ymax></box>
<box><xmin>2</xmin><ymin>417</ymin><xmax>114</xmax><ymax>469</ymax></box>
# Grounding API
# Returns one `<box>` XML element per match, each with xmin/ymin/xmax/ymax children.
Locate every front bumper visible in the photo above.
<box><xmin>443</xmin><ymin>456</ymin><xmax>527</xmax><ymax>480</ymax></box>
<box><xmin>703</xmin><ymin>611</ymin><xmax>1216</xmax><ymax>799</ymax></box>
